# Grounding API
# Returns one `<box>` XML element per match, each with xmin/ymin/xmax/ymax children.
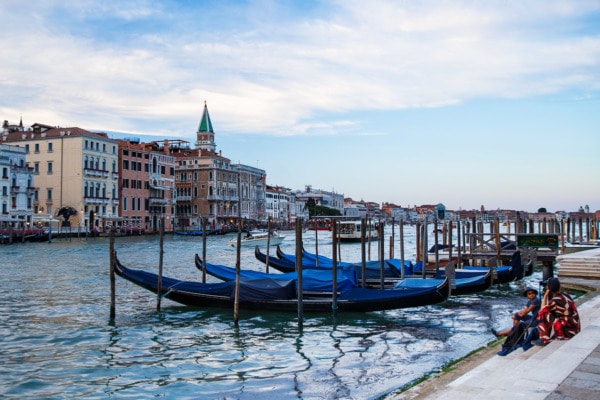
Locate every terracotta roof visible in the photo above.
<box><xmin>2</xmin><ymin>126</ymin><xmax>111</xmax><ymax>142</ymax></box>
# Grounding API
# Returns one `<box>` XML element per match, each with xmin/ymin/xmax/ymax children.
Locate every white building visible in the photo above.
<box><xmin>293</xmin><ymin>185</ymin><xmax>344</xmax><ymax>214</ymax></box>
<box><xmin>0</xmin><ymin>143</ymin><xmax>35</xmax><ymax>228</ymax></box>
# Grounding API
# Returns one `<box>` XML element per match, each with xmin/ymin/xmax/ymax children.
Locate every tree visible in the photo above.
<box><xmin>56</xmin><ymin>206</ymin><xmax>78</xmax><ymax>227</ymax></box>
<box><xmin>538</xmin><ymin>207</ymin><xmax>547</xmax><ymax>213</ymax></box>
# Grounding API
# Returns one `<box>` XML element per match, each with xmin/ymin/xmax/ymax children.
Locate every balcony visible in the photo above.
<box><xmin>149</xmin><ymin>198</ymin><xmax>168</xmax><ymax>205</ymax></box>
<box><xmin>84</xmin><ymin>196</ymin><xmax>110</xmax><ymax>204</ymax></box>
<box><xmin>83</xmin><ymin>168</ymin><xmax>110</xmax><ymax>178</ymax></box>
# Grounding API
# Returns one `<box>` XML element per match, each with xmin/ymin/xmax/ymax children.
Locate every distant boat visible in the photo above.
<box><xmin>308</xmin><ymin>219</ymin><xmax>331</xmax><ymax>231</ymax></box>
<box><xmin>333</xmin><ymin>220</ymin><xmax>379</xmax><ymax>243</ymax></box>
<box><xmin>174</xmin><ymin>229</ymin><xmax>220</xmax><ymax>236</ymax></box>
<box><xmin>228</xmin><ymin>230</ymin><xmax>285</xmax><ymax>248</ymax></box>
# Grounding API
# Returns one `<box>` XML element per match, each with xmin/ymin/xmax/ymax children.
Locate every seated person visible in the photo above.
<box><xmin>492</xmin><ymin>286</ymin><xmax>541</xmax><ymax>337</ymax></box>
<box><xmin>531</xmin><ymin>277</ymin><xmax>580</xmax><ymax>346</ymax></box>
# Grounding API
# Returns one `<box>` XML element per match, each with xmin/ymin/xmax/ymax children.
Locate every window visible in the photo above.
<box><xmin>25</xmin><ymin>144</ymin><xmax>29</xmax><ymax>153</ymax></box>
<box><xmin>85</xmin><ymin>140</ymin><xmax>88</xmax><ymax>149</ymax></box>
<box><xmin>34</xmin><ymin>163</ymin><xmax>39</xmax><ymax>174</ymax></box>
<box><xmin>47</xmin><ymin>162</ymin><xmax>53</xmax><ymax>174</ymax></box>
<box><xmin>34</xmin><ymin>143</ymin><xmax>40</xmax><ymax>153</ymax></box>
<box><xmin>123</xmin><ymin>160</ymin><xmax>129</xmax><ymax>170</ymax></box>
<box><xmin>123</xmin><ymin>196</ymin><xmax>127</xmax><ymax>211</ymax></box>
<box><xmin>102</xmin><ymin>143</ymin><xmax>106</xmax><ymax>152</ymax></box>
<box><xmin>2</xmin><ymin>186</ymin><xmax>6</xmax><ymax>196</ymax></box>
<box><xmin>47</xmin><ymin>189</ymin><xmax>53</xmax><ymax>201</ymax></box>
<box><xmin>48</xmin><ymin>142</ymin><xmax>53</xmax><ymax>152</ymax></box>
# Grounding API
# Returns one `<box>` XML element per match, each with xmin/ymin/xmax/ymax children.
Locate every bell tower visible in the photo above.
<box><xmin>195</xmin><ymin>101</ymin><xmax>216</xmax><ymax>152</ymax></box>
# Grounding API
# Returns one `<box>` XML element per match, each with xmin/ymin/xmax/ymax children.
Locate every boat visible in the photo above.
<box><xmin>195</xmin><ymin>254</ymin><xmax>358</xmax><ymax>293</ymax></box>
<box><xmin>386</xmin><ymin>260</ymin><xmax>494</xmax><ymax>296</ymax></box>
<box><xmin>268</xmin><ymin>247</ymin><xmax>492</xmax><ymax>295</ymax></box>
<box><xmin>174</xmin><ymin>229</ymin><xmax>220</xmax><ymax>236</ymax></box>
<box><xmin>462</xmin><ymin>251</ymin><xmax>534</xmax><ymax>284</ymax></box>
<box><xmin>114</xmin><ymin>256</ymin><xmax>450</xmax><ymax>313</ymax></box>
<box><xmin>265</xmin><ymin>246</ymin><xmax>402</xmax><ymax>279</ymax></box>
<box><xmin>197</xmin><ymin>253</ymin><xmax>447</xmax><ymax>293</ymax></box>
<box><xmin>308</xmin><ymin>219</ymin><xmax>331</xmax><ymax>231</ymax></box>
<box><xmin>333</xmin><ymin>220</ymin><xmax>379</xmax><ymax>243</ymax></box>
<box><xmin>228</xmin><ymin>230</ymin><xmax>285</xmax><ymax>248</ymax></box>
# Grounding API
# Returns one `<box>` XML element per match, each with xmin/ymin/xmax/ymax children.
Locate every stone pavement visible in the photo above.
<box><xmin>395</xmin><ymin>249</ymin><xmax>600</xmax><ymax>400</ymax></box>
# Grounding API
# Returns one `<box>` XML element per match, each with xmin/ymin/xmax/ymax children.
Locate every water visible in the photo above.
<box><xmin>0</xmin><ymin>229</ymin><xmax>544</xmax><ymax>399</ymax></box>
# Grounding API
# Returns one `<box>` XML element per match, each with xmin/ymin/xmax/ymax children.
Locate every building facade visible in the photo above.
<box><xmin>0</xmin><ymin>143</ymin><xmax>35</xmax><ymax>228</ymax></box>
<box><xmin>2</xmin><ymin>122</ymin><xmax>119</xmax><ymax>231</ymax></box>
<box><xmin>117</xmin><ymin>139</ymin><xmax>176</xmax><ymax>233</ymax></box>
<box><xmin>171</xmin><ymin>103</ymin><xmax>267</xmax><ymax>231</ymax></box>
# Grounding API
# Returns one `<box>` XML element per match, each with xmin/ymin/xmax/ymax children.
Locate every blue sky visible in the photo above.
<box><xmin>1</xmin><ymin>0</ymin><xmax>599</xmax><ymax>212</ymax></box>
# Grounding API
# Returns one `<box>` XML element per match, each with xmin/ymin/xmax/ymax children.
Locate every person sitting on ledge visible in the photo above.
<box><xmin>527</xmin><ymin>277</ymin><xmax>581</xmax><ymax>348</ymax></box>
<box><xmin>492</xmin><ymin>286</ymin><xmax>541</xmax><ymax>337</ymax></box>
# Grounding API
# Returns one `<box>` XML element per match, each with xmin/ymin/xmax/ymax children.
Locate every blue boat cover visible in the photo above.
<box><xmin>204</xmin><ymin>262</ymin><xmax>358</xmax><ymax>293</ymax></box>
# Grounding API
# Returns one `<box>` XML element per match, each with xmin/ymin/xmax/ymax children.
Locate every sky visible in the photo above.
<box><xmin>1</xmin><ymin>0</ymin><xmax>599</xmax><ymax>213</ymax></box>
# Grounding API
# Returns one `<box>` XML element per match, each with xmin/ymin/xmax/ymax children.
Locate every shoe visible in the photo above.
<box><xmin>491</xmin><ymin>328</ymin><xmax>499</xmax><ymax>337</ymax></box>
<box><xmin>531</xmin><ymin>339</ymin><xmax>547</xmax><ymax>346</ymax></box>
<box><xmin>497</xmin><ymin>348</ymin><xmax>509</xmax><ymax>356</ymax></box>
<box><xmin>522</xmin><ymin>342</ymin><xmax>532</xmax><ymax>352</ymax></box>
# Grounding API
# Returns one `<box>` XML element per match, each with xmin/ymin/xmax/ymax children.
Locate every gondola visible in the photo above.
<box><xmin>115</xmin><ymin>256</ymin><xmax>450</xmax><ymax>313</ymax></box>
<box><xmin>262</xmin><ymin>247</ymin><xmax>492</xmax><ymax>295</ymax></box>
<box><xmin>196</xmin><ymin>254</ymin><xmax>444</xmax><ymax>292</ymax></box>
<box><xmin>269</xmin><ymin>246</ymin><xmax>402</xmax><ymax>279</ymax></box>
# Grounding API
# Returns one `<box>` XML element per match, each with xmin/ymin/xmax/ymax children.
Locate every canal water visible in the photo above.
<box><xmin>0</xmin><ymin>228</ymin><xmax>544</xmax><ymax>399</ymax></box>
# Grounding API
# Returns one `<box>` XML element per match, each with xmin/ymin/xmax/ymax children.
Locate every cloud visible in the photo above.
<box><xmin>1</xmin><ymin>0</ymin><xmax>599</xmax><ymax>137</ymax></box>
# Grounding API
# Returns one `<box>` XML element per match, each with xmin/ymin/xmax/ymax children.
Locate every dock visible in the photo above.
<box><xmin>393</xmin><ymin>247</ymin><xmax>600</xmax><ymax>400</ymax></box>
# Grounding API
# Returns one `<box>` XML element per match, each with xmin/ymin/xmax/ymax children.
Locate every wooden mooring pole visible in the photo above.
<box><xmin>399</xmin><ymin>218</ymin><xmax>405</xmax><ymax>279</ymax></box>
<box><xmin>361</xmin><ymin>218</ymin><xmax>367</xmax><ymax>287</ymax></box>
<box><xmin>157</xmin><ymin>218</ymin><xmax>164</xmax><ymax>312</ymax></box>
<box><xmin>234</xmin><ymin>220</ymin><xmax>242</xmax><ymax>325</ymax></box>
<box><xmin>296</xmin><ymin>218</ymin><xmax>304</xmax><ymax>327</ymax></box>
<box><xmin>331</xmin><ymin>220</ymin><xmax>338</xmax><ymax>312</ymax></box>
<box><xmin>109</xmin><ymin>230</ymin><xmax>115</xmax><ymax>320</ymax></box>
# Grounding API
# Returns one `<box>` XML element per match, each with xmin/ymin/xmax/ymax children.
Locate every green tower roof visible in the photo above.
<box><xmin>198</xmin><ymin>101</ymin><xmax>214</xmax><ymax>133</ymax></box>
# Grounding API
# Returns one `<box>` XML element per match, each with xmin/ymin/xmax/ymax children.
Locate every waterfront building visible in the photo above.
<box><xmin>293</xmin><ymin>185</ymin><xmax>344</xmax><ymax>214</ymax></box>
<box><xmin>234</xmin><ymin>163</ymin><xmax>266</xmax><ymax>224</ymax></box>
<box><xmin>0</xmin><ymin>143</ymin><xmax>35</xmax><ymax>229</ymax></box>
<box><xmin>343</xmin><ymin>198</ymin><xmax>367</xmax><ymax>219</ymax></box>
<box><xmin>170</xmin><ymin>102</ymin><xmax>266</xmax><ymax>230</ymax></box>
<box><xmin>265</xmin><ymin>185</ymin><xmax>291</xmax><ymax>225</ymax></box>
<box><xmin>1</xmin><ymin>122</ymin><xmax>118</xmax><ymax>231</ymax></box>
<box><xmin>117</xmin><ymin>139</ymin><xmax>176</xmax><ymax>233</ymax></box>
